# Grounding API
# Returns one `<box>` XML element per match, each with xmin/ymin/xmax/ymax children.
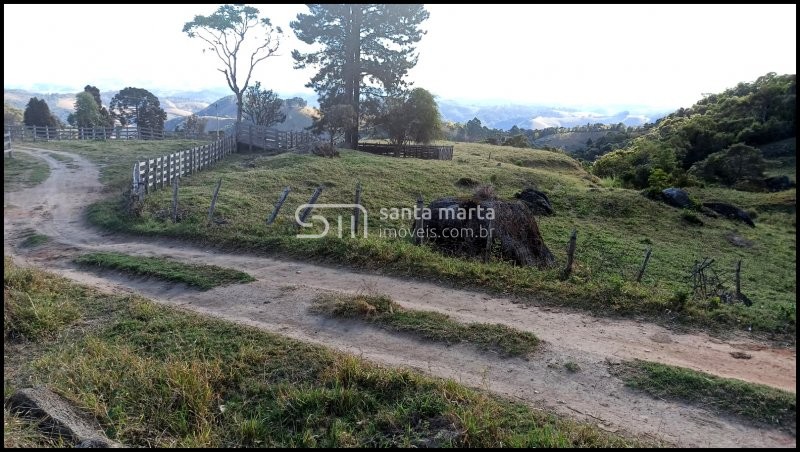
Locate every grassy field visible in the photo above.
<box><xmin>4</xmin><ymin>258</ymin><xmax>641</xmax><ymax>447</ymax></box>
<box><xmin>31</xmin><ymin>139</ymin><xmax>206</xmax><ymax>192</ymax></box>
<box><xmin>611</xmin><ymin>360</ymin><xmax>796</xmax><ymax>432</ymax></box>
<box><xmin>74</xmin><ymin>252</ymin><xmax>255</xmax><ymax>290</ymax></box>
<box><xmin>313</xmin><ymin>293</ymin><xmax>539</xmax><ymax>357</ymax></box>
<box><xmin>35</xmin><ymin>140</ymin><xmax>797</xmax><ymax>337</ymax></box>
<box><xmin>4</xmin><ymin>152</ymin><xmax>50</xmax><ymax>192</ymax></box>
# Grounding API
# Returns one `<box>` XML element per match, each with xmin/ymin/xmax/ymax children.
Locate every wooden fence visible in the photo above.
<box><xmin>5</xmin><ymin>125</ymin><xmax>181</xmax><ymax>141</ymax></box>
<box><xmin>3</xmin><ymin>132</ymin><xmax>10</xmax><ymax>151</ymax></box>
<box><xmin>236</xmin><ymin>124</ymin><xmax>314</xmax><ymax>150</ymax></box>
<box><xmin>357</xmin><ymin>143</ymin><xmax>454</xmax><ymax>160</ymax></box>
<box><xmin>132</xmin><ymin>134</ymin><xmax>236</xmax><ymax>196</ymax></box>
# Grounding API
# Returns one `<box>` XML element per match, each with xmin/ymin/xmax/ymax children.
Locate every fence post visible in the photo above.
<box><xmin>159</xmin><ymin>157</ymin><xmax>164</xmax><ymax>189</ymax></box>
<box><xmin>249</xmin><ymin>125</ymin><xmax>253</xmax><ymax>151</ymax></box>
<box><xmin>172</xmin><ymin>177</ymin><xmax>180</xmax><ymax>223</ymax></box>
<box><xmin>144</xmin><ymin>159</ymin><xmax>151</xmax><ymax>194</ymax></box>
<box><xmin>266</xmin><ymin>187</ymin><xmax>291</xmax><ymax>225</ymax></box>
<box><xmin>298</xmin><ymin>186</ymin><xmax>324</xmax><ymax>225</ymax></box>
<box><xmin>166</xmin><ymin>154</ymin><xmax>172</xmax><ymax>187</ymax></box>
<box><xmin>132</xmin><ymin>162</ymin><xmax>140</xmax><ymax>195</ymax></box>
<box><xmin>636</xmin><ymin>247</ymin><xmax>652</xmax><ymax>283</ymax></box>
<box><xmin>207</xmin><ymin>178</ymin><xmax>223</xmax><ymax>224</ymax></box>
<box><xmin>414</xmin><ymin>195</ymin><xmax>424</xmax><ymax>245</ymax></box>
<box><xmin>561</xmin><ymin>230</ymin><xmax>577</xmax><ymax>280</ymax></box>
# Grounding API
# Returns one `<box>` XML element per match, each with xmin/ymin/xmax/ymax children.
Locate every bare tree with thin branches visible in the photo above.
<box><xmin>184</xmin><ymin>4</ymin><xmax>282</xmax><ymax>124</ymax></box>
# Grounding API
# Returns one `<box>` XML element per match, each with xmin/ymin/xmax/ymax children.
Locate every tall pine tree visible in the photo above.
<box><xmin>291</xmin><ymin>4</ymin><xmax>429</xmax><ymax>149</ymax></box>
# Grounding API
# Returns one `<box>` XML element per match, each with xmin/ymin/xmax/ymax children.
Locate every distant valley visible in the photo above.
<box><xmin>5</xmin><ymin>87</ymin><xmax>669</xmax><ymax>133</ymax></box>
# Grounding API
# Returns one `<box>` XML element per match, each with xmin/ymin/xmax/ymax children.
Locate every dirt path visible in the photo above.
<box><xmin>4</xmin><ymin>146</ymin><xmax>796</xmax><ymax>448</ymax></box>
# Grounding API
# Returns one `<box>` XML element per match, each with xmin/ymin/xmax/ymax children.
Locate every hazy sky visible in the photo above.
<box><xmin>4</xmin><ymin>4</ymin><xmax>796</xmax><ymax>109</ymax></box>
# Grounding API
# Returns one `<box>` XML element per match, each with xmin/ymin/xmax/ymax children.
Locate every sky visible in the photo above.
<box><xmin>3</xmin><ymin>4</ymin><xmax>796</xmax><ymax>110</ymax></box>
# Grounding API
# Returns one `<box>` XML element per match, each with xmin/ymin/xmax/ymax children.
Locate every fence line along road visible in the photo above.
<box><xmin>5</xmin><ymin>125</ymin><xmax>210</xmax><ymax>141</ymax></box>
<box><xmin>357</xmin><ymin>142</ymin><xmax>454</xmax><ymax>160</ymax></box>
<box><xmin>236</xmin><ymin>124</ymin><xmax>314</xmax><ymax>151</ymax></box>
<box><xmin>132</xmin><ymin>134</ymin><xmax>237</xmax><ymax>197</ymax></box>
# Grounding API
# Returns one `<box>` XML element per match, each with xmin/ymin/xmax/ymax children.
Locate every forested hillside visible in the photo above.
<box><xmin>593</xmin><ymin>73</ymin><xmax>796</xmax><ymax>190</ymax></box>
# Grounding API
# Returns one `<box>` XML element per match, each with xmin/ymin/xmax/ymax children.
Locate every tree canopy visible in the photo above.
<box><xmin>291</xmin><ymin>4</ymin><xmax>429</xmax><ymax>149</ymax></box>
<box><xmin>109</xmin><ymin>87</ymin><xmax>167</xmax><ymax>131</ymax></box>
<box><xmin>177</xmin><ymin>114</ymin><xmax>208</xmax><ymax>137</ymax></box>
<box><xmin>69</xmin><ymin>92</ymin><xmax>103</xmax><ymax>128</ymax></box>
<box><xmin>23</xmin><ymin>97</ymin><xmax>58</xmax><ymax>128</ymax></box>
<box><xmin>313</xmin><ymin>104</ymin><xmax>357</xmax><ymax>146</ymax></box>
<box><xmin>378</xmin><ymin>88</ymin><xmax>441</xmax><ymax>146</ymax></box>
<box><xmin>242</xmin><ymin>81</ymin><xmax>286</xmax><ymax>127</ymax></box>
<box><xmin>184</xmin><ymin>4</ymin><xmax>282</xmax><ymax>124</ymax></box>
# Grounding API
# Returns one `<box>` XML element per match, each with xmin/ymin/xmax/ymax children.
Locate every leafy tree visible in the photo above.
<box><xmin>23</xmin><ymin>97</ymin><xmax>58</xmax><ymax>128</ymax></box>
<box><xmin>4</xmin><ymin>102</ymin><xmax>23</xmax><ymax>126</ymax></box>
<box><xmin>178</xmin><ymin>114</ymin><xmax>208</xmax><ymax>137</ymax></box>
<box><xmin>647</xmin><ymin>168</ymin><xmax>670</xmax><ymax>191</ymax></box>
<box><xmin>109</xmin><ymin>87</ymin><xmax>167</xmax><ymax>131</ymax></box>
<box><xmin>689</xmin><ymin>143</ymin><xmax>766</xmax><ymax>186</ymax></box>
<box><xmin>465</xmin><ymin>117</ymin><xmax>485</xmax><ymax>142</ymax></box>
<box><xmin>503</xmin><ymin>134</ymin><xmax>529</xmax><ymax>148</ymax></box>
<box><xmin>313</xmin><ymin>104</ymin><xmax>356</xmax><ymax>146</ymax></box>
<box><xmin>82</xmin><ymin>85</ymin><xmax>113</xmax><ymax>126</ymax></box>
<box><xmin>242</xmin><ymin>81</ymin><xmax>286</xmax><ymax>127</ymax></box>
<box><xmin>378</xmin><ymin>88</ymin><xmax>441</xmax><ymax>146</ymax></box>
<box><xmin>69</xmin><ymin>92</ymin><xmax>102</xmax><ymax>127</ymax></box>
<box><xmin>291</xmin><ymin>4</ymin><xmax>430</xmax><ymax>149</ymax></box>
<box><xmin>184</xmin><ymin>4</ymin><xmax>282</xmax><ymax>124</ymax></box>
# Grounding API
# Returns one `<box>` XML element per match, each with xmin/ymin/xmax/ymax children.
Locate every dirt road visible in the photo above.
<box><xmin>4</xmin><ymin>146</ymin><xmax>796</xmax><ymax>447</ymax></box>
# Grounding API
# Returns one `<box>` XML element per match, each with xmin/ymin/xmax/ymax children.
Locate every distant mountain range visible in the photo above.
<box><xmin>5</xmin><ymin>86</ymin><xmax>669</xmax><ymax>131</ymax></box>
<box><xmin>164</xmin><ymin>95</ymin><xmax>317</xmax><ymax>133</ymax></box>
<box><xmin>436</xmin><ymin>99</ymin><xmax>670</xmax><ymax>130</ymax></box>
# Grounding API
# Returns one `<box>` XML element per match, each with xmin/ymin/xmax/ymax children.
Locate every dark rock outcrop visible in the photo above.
<box><xmin>6</xmin><ymin>387</ymin><xmax>122</xmax><ymax>447</ymax></box>
<box><xmin>764</xmin><ymin>175</ymin><xmax>795</xmax><ymax>192</ymax></box>
<box><xmin>703</xmin><ymin>202</ymin><xmax>755</xmax><ymax>227</ymax></box>
<box><xmin>514</xmin><ymin>188</ymin><xmax>554</xmax><ymax>215</ymax></box>
<box><xmin>416</xmin><ymin>196</ymin><xmax>555</xmax><ymax>267</ymax></box>
<box><xmin>661</xmin><ymin>188</ymin><xmax>692</xmax><ymax>208</ymax></box>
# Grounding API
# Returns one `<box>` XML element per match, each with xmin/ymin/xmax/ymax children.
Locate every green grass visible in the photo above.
<box><xmin>18</xmin><ymin>230</ymin><xmax>50</xmax><ymax>248</ymax></box>
<box><xmin>4</xmin><ymin>257</ymin><xmax>81</xmax><ymax>341</ymax></box>
<box><xmin>612</xmin><ymin>360</ymin><xmax>796</xmax><ymax>431</ymax></box>
<box><xmin>3</xmin><ymin>407</ymin><xmax>64</xmax><ymax>448</ymax></box>
<box><xmin>74</xmin><ymin>252</ymin><xmax>255</xmax><ymax>291</ymax></box>
<box><xmin>4</xmin><ymin>152</ymin><xmax>50</xmax><ymax>192</ymax></box>
<box><xmin>764</xmin><ymin>156</ymin><xmax>796</xmax><ymax>179</ymax></box>
<box><xmin>31</xmin><ymin>139</ymin><xmax>207</xmax><ymax>192</ymax></box>
<box><xmin>76</xmin><ymin>141</ymin><xmax>795</xmax><ymax>337</ymax></box>
<box><xmin>313</xmin><ymin>293</ymin><xmax>539</xmax><ymax>357</ymax></box>
<box><xmin>4</xmin><ymin>258</ymin><xmax>642</xmax><ymax>447</ymax></box>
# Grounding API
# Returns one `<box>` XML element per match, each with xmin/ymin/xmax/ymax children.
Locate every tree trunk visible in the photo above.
<box><xmin>351</xmin><ymin>7</ymin><xmax>361</xmax><ymax>150</ymax></box>
<box><xmin>343</xmin><ymin>8</ymin><xmax>354</xmax><ymax>148</ymax></box>
<box><xmin>235</xmin><ymin>92</ymin><xmax>243</xmax><ymax>125</ymax></box>
<box><xmin>343</xmin><ymin>6</ymin><xmax>361</xmax><ymax>150</ymax></box>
